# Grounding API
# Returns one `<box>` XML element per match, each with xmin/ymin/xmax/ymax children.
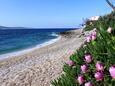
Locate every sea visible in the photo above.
<box><xmin>0</xmin><ymin>28</ymin><xmax>75</xmax><ymax>59</ymax></box>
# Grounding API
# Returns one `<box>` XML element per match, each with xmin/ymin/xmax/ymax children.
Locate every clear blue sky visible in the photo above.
<box><xmin>0</xmin><ymin>0</ymin><xmax>113</xmax><ymax>28</ymax></box>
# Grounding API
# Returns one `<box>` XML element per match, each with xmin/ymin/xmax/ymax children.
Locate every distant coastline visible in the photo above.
<box><xmin>0</xmin><ymin>25</ymin><xmax>78</xmax><ymax>30</ymax></box>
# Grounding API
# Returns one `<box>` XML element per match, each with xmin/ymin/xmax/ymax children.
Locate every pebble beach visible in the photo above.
<box><xmin>0</xmin><ymin>29</ymin><xmax>85</xmax><ymax>86</ymax></box>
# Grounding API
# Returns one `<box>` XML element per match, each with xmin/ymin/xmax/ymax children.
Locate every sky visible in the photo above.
<box><xmin>0</xmin><ymin>0</ymin><xmax>114</xmax><ymax>28</ymax></box>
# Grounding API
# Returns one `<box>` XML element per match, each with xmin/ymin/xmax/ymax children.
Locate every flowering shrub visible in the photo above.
<box><xmin>51</xmin><ymin>12</ymin><xmax>115</xmax><ymax>86</ymax></box>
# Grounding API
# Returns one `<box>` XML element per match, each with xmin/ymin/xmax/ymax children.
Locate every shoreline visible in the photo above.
<box><xmin>0</xmin><ymin>29</ymin><xmax>85</xmax><ymax>86</ymax></box>
<box><xmin>0</xmin><ymin>35</ymin><xmax>61</xmax><ymax>60</ymax></box>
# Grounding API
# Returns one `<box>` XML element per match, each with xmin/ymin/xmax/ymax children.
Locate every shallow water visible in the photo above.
<box><xmin>0</xmin><ymin>28</ymin><xmax>74</xmax><ymax>56</ymax></box>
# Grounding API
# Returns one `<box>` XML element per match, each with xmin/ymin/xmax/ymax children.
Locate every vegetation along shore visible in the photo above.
<box><xmin>52</xmin><ymin>12</ymin><xmax>115</xmax><ymax>86</ymax></box>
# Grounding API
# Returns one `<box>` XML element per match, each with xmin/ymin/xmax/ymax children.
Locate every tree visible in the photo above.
<box><xmin>106</xmin><ymin>0</ymin><xmax>115</xmax><ymax>11</ymax></box>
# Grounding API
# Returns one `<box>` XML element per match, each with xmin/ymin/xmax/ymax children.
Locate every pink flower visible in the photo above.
<box><xmin>109</xmin><ymin>65</ymin><xmax>115</xmax><ymax>78</ymax></box>
<box><xmin>94</xmin><ymin>72</ymin><xmax>104</xmax><ymax>81</ymax></box>
<box><xmin>66</xmin><ymin>60</ymin><xmax>74</xmax><ymax>66</ymax></box>
<box><xmin>91</xmin><ymin>31</ymin><xmax>96</xmax><ymax>36</ymax></box>
<box><xmin>81</xmin><ymin>64</ymin><xmax>88</xmax><ymax>73</ymax></box>
<box><xmin>107</xmin><ymin>27</ymin><xmax>112</xmax><ymax>33</ymax></box>
<box><xmin>85</xmin><ymin>54</ymin><xmax>92</xmax><ymax>64</ymax></box>
<box><xmin>84</xmin><ymin>82</ymin><xmax>93</xmax><ymax>86</ymax></box>
<box><xmin>91</xmin><ymin>35</ymin><xmax>96</xmax><ymax>41</ymax></box>
<box><xmin>90</xmin><ymin>31</ymin><xmax>97</xmax><ymax>41</ymax></box>
<box><xmin>96</xmin><ymin>61</ymin><xmax>104</xmax><ymax>71</ymax></box>
<box><xmin>86</xmin><ymin>31</ymin><xmax>97</xmax><ymax>42</ymax></box>
<box><xmin>86</xmin><ymin>36</ymin><xmax>91</xmax><ymax>42</ymax></box>
<box><xmin>77</xmin><ymin>75</ymin><xmax>85</xmax><ymax>84</ymax></box>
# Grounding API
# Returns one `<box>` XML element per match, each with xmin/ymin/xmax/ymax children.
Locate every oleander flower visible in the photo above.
<box><xmin>109</xmin><ymin>65</ymin><xmax>115</xmax><ymax>78</ymax></box>
<box><xmin>85</xmin><ymin>54</ymin><xmax>92</xmax><ymax>64</ymax></box>
<box><xmin>77</xmin><ymin>75</ymin><xmax>85</xmax><ymax>84</ymax></box>
<box><xmin>66</xmin><ymin>60</ymin><xmax>74</xmax><ymax>66</ymax></box>
<box><xmin>94</xmin><ymin>72</ymin><xmax>104</xmax><ymax>81</ymax></box>
<box><xmin>107</xmin><ymin>27</ymin><xmax>112</xmax><ymax>33</ymax></box>
<box><xmin>81</xmin><ymin>64</ymin><xmax>88</xmax><ymax>73</ymax></box>
<box><xmin>84</xmin><ymin>82</ymin><xmax>93</xmax><ymax>86</ymax></box>
<box><xmin>96</xmin><ymin>61</ymin><xmax>104</xmax><ymax>71</ymax></box>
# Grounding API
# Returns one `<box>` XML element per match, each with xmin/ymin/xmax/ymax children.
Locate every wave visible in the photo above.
<box><xmin>51</xmin><ymin>32</ymin><xmax>59</xmax><ymax>37</ymax></box>
<box><xmin>0</xmin><ymin>36</ymin><xmax>61</xmax><ymax>60</ymax></box>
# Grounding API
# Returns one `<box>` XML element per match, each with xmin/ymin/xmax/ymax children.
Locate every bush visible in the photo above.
<box><xmin>51</xmin><ymin>12</ymin><xmax>115</xmax><ymax>86</ymax></box>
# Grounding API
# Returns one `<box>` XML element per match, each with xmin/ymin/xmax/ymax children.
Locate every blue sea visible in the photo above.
<box><xmin>0</xmin><ymin>28</ymin><xmax>75</xmax><ymax>58</ymax></box>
